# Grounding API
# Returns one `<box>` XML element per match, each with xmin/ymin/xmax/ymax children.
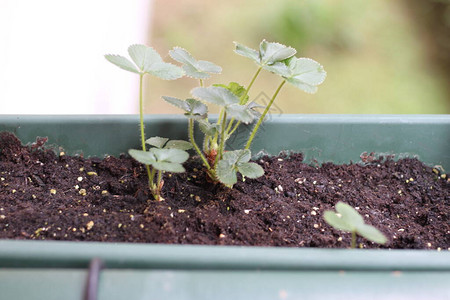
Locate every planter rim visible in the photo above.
<box><xmin>0</xmin><ymin>240</ymin><xmax>448</xmax><ymax>271</ymax></box>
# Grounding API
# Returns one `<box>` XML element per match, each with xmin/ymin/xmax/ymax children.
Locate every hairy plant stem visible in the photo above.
<box><xmin>189</xmin><ymin>118</ymin><xmax>211</xmax><ymax>170</ymax></box>
<box><xmin>138</xmin><ymin>75</ymin><xmax>146</xmax><ymax>152</ymax></box>
<box><xmin>245</xmin><ymin>80</ymin><xmax>286</xmax><ymax>150</ymax></box>
<box><xmin>211</xmin><ymin>108</ymin><xmax>225</xmax><ymax>149</ymax></box>
<box><xmin>157</xmin><ymin>170</ymin><xmax>162</xmax><ymax>191</ymax></box>
<box><xmin>241</xmin><ymin>66</ymin><xmax>262</xmax><ymax>105</ymax></box>
<box><xmin>139</xmin><ymin>74</ymin><xmax>158</xmax><ymax>200</ymax></box>
<box><xmin>351</xmin><ymin>231</ymin><xmax>356</xmax><ymax>249</ymax></box>
<box><xmin>227</xmin><ymin>121</ymin><xmax>241</xmax><ymax>138</ymax></box>
<box><xmin>216</xmin><ymin>110</ymin><xmax>227</xmax><ymax>165</ymax></box>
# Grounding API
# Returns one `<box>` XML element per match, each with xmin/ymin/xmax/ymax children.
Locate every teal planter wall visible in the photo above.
<box><xmin>0</xmin><ymin>115</ymin><xmax>449</xmax><ymax>300</ymax></box>
<box><xmin>1</xmin><ymin>114</ymin><xmax>449</xmax><ymax>169</ymax></box>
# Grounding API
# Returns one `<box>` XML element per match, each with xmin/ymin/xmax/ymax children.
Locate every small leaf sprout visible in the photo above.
<box><xmin>324</xmin><ymin>201</ymin><xmax>388</xmax><ymax>248</ymax></box>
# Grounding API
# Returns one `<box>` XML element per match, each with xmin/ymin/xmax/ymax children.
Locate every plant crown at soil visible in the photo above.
<box><xmin>324</xmin><ymin>201</ymin><xmax>388</xmax><ymax>248</ymax></box>
<box><xmin>106</xmin><ymin>40</ymin><xmax>326</xmax><ymax>194</ymax></box>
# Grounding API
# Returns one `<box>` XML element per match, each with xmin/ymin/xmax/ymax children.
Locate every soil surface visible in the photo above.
<box><xmin>0</xmin><ymin>132</ymin><xmax>448</xmax><ymax>249</ymax></box>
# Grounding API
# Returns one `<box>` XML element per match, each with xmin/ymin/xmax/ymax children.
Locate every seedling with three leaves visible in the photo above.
<box><xmin>324</xmin><ymin>201</ymin><xmax>388</xmax><ymax>248</ymax></box>
<box><xmin>105</xmin><ymin>45</ymin><xmax>190</xmax><ymax>201</ymax></box>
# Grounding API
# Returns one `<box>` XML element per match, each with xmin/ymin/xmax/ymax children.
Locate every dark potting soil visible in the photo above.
<box><xmin>0</xmin><ymin>132</ymin><xmax>448</xmax><ymax>250</ymax></box>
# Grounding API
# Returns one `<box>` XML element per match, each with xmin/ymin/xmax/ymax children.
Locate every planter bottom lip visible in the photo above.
<box><xmin>1</xmin><ymin>240</ymin><xmax>449</xmax><ymax>271</ymax></box>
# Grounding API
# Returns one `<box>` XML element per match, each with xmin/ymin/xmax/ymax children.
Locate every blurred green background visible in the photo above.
<box><xmin>145</xmin><ymin>0</ymin><xmax>450</xmax><ymax>114</ymax></box>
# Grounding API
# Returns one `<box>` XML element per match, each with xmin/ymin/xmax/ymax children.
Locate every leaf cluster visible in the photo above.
<box><xmin>169</xmin><ymin>47</ymin><xmax>222</xmax><ymax>79</ymax></box>
<box><xmin>129</xmin><ymin>137</ymin><xmax>191</xmax><ymax>173</ymax></box>
<box><xmin>234</xmin><ymin>40</ymin><xmax>327</xmax><ymax>94</ymax></box>
<box><xmin>105</xmin><ymin>44</ymin><xmax>184</xmax><ymax>79</ymax></box>
<box><xmin>216</xmin><ymin>149</ymin><xmax>264</xmax><ymax>186</ymax></box>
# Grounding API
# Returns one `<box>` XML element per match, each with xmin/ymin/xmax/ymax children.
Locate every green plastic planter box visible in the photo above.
<box><xmin>1</xmin><ymin>114</ymin><xmax>449</xmax><ymax>300</ymax></box>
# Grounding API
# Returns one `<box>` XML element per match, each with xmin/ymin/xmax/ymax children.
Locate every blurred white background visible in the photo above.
<box><xmin>1</xmin><ymin>0</ymin><xmax>449</xmax><ymax>115</ymax></box>
<box><xmin>0</xmin><ymin>0</ymin><xmax>153</xmax><ymax>114</ymax></box>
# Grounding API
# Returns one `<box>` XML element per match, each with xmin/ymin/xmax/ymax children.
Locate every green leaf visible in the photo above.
<box><xmin>282</xmin><ymin>57</ymin><xmax>327</xmax><ymax>94</ymax></box>
<box><xmin>169</xmin><ymin>47</ymin><xmax>198</xmax><ymax>66</ymax></box>
<box><xmin>128</xmin><ymin>149</ymin><xmax>156</xmax><ymax>165</ymax></box>
<box><xmin>227</xmin><ymin>82</ymin><xmax>248</xmax><ymax>98</ymax></box>
<box><xmin>162</xmin><ymin>97</ymin><xmax>208</xmax><ymax>119</ymax></box>
<box><xmin>222</xmin><ymin>149</ymin><xmax>252</xmax><ymax>165</ymax></box>
<box><xmin>150</xmin><ymin>148</ymin><xmax>189</xmax><ymax>164</ymax></box>
<box><xmin>216</xmin><ymin>159</ymin><xmax>237</xmax><ymax>186</ymax></box>
<box><xmin>162</xmin><ymin>96</ymin><xmax>190</xmax><ymax>111</ymax></box>
<box><xmin>197</xmin><ymin>60</ymin><xmax>222</xmax><ymax>74</ymax></box>
<box><xmin>234</xmin><ymin>40</ymin><xmax>296</xmax><ymax>67</ymax></box>
<box><xmin>356</xmin><ymin>224</ymin><xmax>387</xmax><ymax>245</ymax></box>
<box><xmin>235</xmin><ymin>149</ymin><xmax>252</xmax><ymax>163</ymax></box>
<box><xmin>335</xmin><ymin>202</ymin><xmax>364</xmax><ymax>227</ymax></box>
<box><xmin>152</xmin><ymin>161</ymin><xmax>185</xmax><ymax>173</ymax></box>
<box><xmin>259</xmin><ymin>40</ymin><xmax>297</xmax><ymax>65</ymax></box>
<box><xmin>169</xmin><ymin>47</ymin><xmax>222</xmax><ymax>79</ymax></box>
<box><xmin>237</xmin><ymin>162</ymin><xmax>264</xmax><ymax>179</ymax></box>
<box><xmin>222</xmin><ymin>150</ymin><xmax>242</xmax><ymax>164</ymax></box>
<box><xmin>217</xmin><ymin>150</ymin><xmax>263</xmax><ymax>185</ymax></box>
<box><xmin>226</xmin><ymin>104</ymin><xmax>254</xmax><ymax>124</ymax></box>
<box><xmin>213</xmin><ymin>82</ymin><xmax>249</xmax><ymax>104</ymax></box>
<box><xmin>130</xmin><ymin>147</ymin><xmax>189</xmax><ymax>173</ymax></box>
<box><xmin>234</xmin><ymin>42</ymin><xmax>260</xmax><ymax>63</ymax></box>
<box><xmin>247</xmin><ymin>101</ymin><xmax>265</xmax><ymax>118</ymax></box>
<box><xmin>197</xmin><ymin>119</ymin><xmax>220</xmax><ymax>136</ymax></box>
<box><xmin>288</xmin><ymin>58</ymin><xmax>327</xmax><ymax>85</ymax></box>
<box><xmin>186</xmin><ymin>98</ymin><xmax>208</xmax><ymax>117</ymax></box>
<box><xmin>323</xmin><ymin>211</ymin><xmax>354</xmax><ymax>232</ymax></box>
<box><xmin>192</xmin><ymin>86</ymin><xmax>252</xmax><ymax>122</ymax></box>
<box><xmin>191</xmin><ymin>86</ymin><xmax>240</xmax><ymax>107</ymax></box>
<box><xmin>324</xmin><ymin>201</ymin><xmax>387</xmax><ymax>245</ymax></box>
<box><xmin>263</xmin><ymin>62</ymin><xmax>291</xmax><ymax>77</ymax></box>
<box><xmin>182</xmin><ymin>64</ymin><xmax>211</xmax><ymax>79</ymax></box>
<box><xmin>105</xmin><ymin>55</ymin><xmax>139</xmax><ymax>74</ymax></box>
<box><xmin>285</xmin><ymin>79</ymin><xmax>318</xmax><ymax>94</ymax></box>
<box><xmin>106</xmin><ymin>45</ymin><xmax>184</xmax><ymax>80</ymax></box>
<box><xmin>146</xmin><ymin>62</ymin><xmax>184</xmax><ymax>80</ymax></box>
<box><xmin>146</xmin><ymin>137</ymin><xmax>169</xmax><ymax>149</ymax></box>
<box><xmin>128</xmin><ymin>44</ymin><xmax>162</xmax><ymax>71</ymax></box>
<box><xmin>140</xmin><ymin>46</ymin><xmax>165</xmax><ymax>70</ymax></box>
<box><xmin>165</xmin><ymin>140</ymin><xmax>193</xmax><ymax>150</ymax></box>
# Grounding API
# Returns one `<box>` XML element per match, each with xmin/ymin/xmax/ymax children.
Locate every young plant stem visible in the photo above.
<box><xmin>203</xmin><ymin>134</ymin><xmax>210</xmax><ymax>152</ymax></box>
<box><xmin>199</xmin><ymin>79</ymin><xmax>204</xmax><ymax>87</ymax></box>
<box><xmin>149</xmin><ymin>168</ymin><xmax>159</xmax><ymax>200</ymax></box>
<box><xmin>226</xmin><ymin>118</ymin><xmax>241</xmax><ymax>138</ymax></box>
<box><xmin>189</xmin><ymin>118</ymin><xmax>211</xmax><ymax>170</ymax></box>
<box><xmin>157</xmin><ymin>170</ymin><xmax>162</xmax><ymax>191</ymax></box>
<box><xmin>351</xmin><ymin>231</ymin><xmax>356</xmax><ymax>249</ymax></box>
<box><xmin>138</xmin><ymin>74</ymin><xmax>146</xmax><ymax>151</ymax></box>
<box><xmin>217</xmin><ymin>110</ymin><xmax>227</xmax><ymax>163</ymax></box>
<box><xmin>212</xmin><ymin>109</ymin><xmax>225</xmax><ymax>148</ymax></box>
<box><xmin>245</xmin><ymin>80</ymin><xmax>286</xmax><ymax>150</ymax></box>
<box><xmin>240</xmin><ymin>66</ymin><xmax>262</xmax><ymax>105</ymax></box>
<box><xmin>138</xmin><ymin>74</ymin><xmax>157</xmax><ymax>198</ymax></box>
